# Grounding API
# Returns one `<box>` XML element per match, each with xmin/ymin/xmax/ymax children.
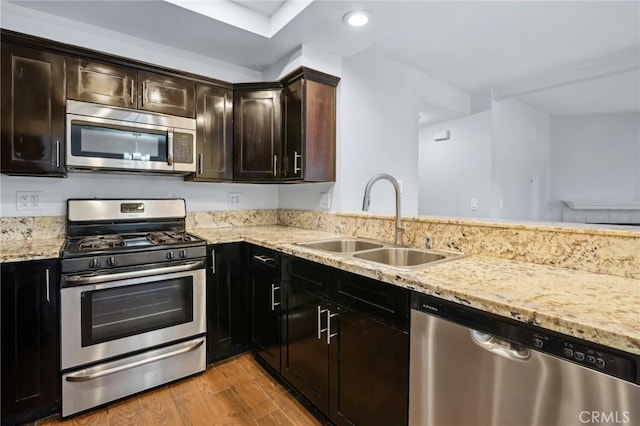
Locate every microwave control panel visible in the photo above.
<box><xmin>173</xmin><ymin>132</ymin><xmax>194</xmax><ymax>164</ymax></box>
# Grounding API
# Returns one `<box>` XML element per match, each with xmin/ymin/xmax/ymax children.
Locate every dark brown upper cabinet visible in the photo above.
<box><xmin>233</xmin><ymin>85</ymin><xmax>283</xmax><ymax>181</ymax></box>
<box><xmin>186</xmin><ymin>84</ymin><xmax>233</xmax><ymax>181</ymax></box>
<box><xmin>67</xmin><ymin>57</ymin><xmax>137</xmax><ymax>109</ymax></box>
<box><xmin>67</xmin><ymin>58</ymin><xmax>195</xmax><ymax>118</ymax></box>
<box><xmin>1</xmin><ymin>43</ymin><xmax>66</xmax><ymax>177</ymax></box>
<box><xmin>281</xmin><ymin>68</ymin><xmax>339</xmax><ymax>182</ymax></box>
<box><xmin>137</xmin><ymin>71</ymin><xmax>195</xmax><ymax>118</ymax></box>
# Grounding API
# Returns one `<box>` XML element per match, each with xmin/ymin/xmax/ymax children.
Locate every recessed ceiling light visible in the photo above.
<box><xmin>343</xmin><ymin>10</ymin><xmax>372</xmax><ymax>27</ymax></box>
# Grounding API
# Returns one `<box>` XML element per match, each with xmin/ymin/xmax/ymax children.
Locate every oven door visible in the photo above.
<box><xmin>61</xmin><ymin>261</ymin><xmax>206</xmax><ymax>370</ymax></box>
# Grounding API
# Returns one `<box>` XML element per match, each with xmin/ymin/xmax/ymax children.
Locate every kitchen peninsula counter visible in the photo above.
<box><xmin>194</xmin><ymin>225</ymin><xmax>640</xmax><ymax>356</ymax></box>
<box><xmin>2</xmin><ymin>225</ymin><xmax>638</xmax><ymax>355</ymax></box>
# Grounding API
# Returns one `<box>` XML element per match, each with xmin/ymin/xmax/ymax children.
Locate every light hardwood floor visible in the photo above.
<box><xmin>36</xmin><ymin>354</ymin><xmax>322</xmax><ymax>426</ymax></box>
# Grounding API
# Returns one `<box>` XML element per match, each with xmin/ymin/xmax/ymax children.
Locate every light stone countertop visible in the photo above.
<box><xmin>2</xmin><ymin>225</ymin><xmax>638</xmax><ymax>355</ymax></box>
<box><xmin>1</xmin><ymin>238</ymin><xmax>64</xmax><ymax>262</ymax></box>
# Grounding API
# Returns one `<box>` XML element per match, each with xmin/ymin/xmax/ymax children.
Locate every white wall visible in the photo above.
<box><xmin>0</xmin><ymin>174</ymin><xmax>279</xmax><ymax>217</ymax></box>
<box><xmin>418</xmin><ymin>110</ymin><xmax>492</xmax><ymax>217</ymax></box>
<box><xmin>491</xmin><ymin>98</ymin><xmax>551</xmax><ymax>221</ymax></box>
<box><xmin>549</xmin><ymin>113</ymin><xmax>640</xmax><ymax>220</ymax></box>
<box><xmin>331</xmin><ymin>52</ymin><xmax>420</xmax><ymax>216</ymax></box>
<box><xmin>0</xmin><ymin>3</ymin><xmax>281</xmax><ymax>217</ymax></box>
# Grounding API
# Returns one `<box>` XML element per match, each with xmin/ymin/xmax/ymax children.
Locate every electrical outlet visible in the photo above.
<box><xmin>16</xmin><ymin>191</ymin><xmax>42</xmax><ymax>211</ymax></box>
<box><xmin>319</xmin><ymin>192</ymin><xmax>330</xmax><ymax>210</ymax></box>
<box><xmin>228</xmin><ymin>192</ymin><xmax>241</xmax><ymax>205</ymax></box>
<box><xmin>470</xmin><ymin>198</ymin><xmax>479</xmax><ymax>211</ymax></box>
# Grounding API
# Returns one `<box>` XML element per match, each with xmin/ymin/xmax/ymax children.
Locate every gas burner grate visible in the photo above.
<box><xmin>78</xmin><ymin>235</ymin><xmax>125</xmax><ymax>250</ymax></box>
<box><xmin>147</xmin><ymin>231</ymin><xmax>194</xmax><ymax>245</ymax></box>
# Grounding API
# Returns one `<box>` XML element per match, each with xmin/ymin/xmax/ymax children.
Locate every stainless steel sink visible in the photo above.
<box><xmin>296</xmin><ymin>237</ymin><xmax>464</xmax><ymax>269</ymax></box>
<box><xmin>296</xmin><ymin>238</ymin><xmax>384</xmax><ymax>253</ymax></box>
<box><xmin>353</xmin><ymin>247</ymin><xmax>456</xmax><ymax>268</ymax></box>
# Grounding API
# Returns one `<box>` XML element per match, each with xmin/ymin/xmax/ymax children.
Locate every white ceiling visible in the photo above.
<box><xmin>229</xmin><ymin>0</ymin><xmax>286</xmax><ymax>17</ymax></box>
<box><xmin>6</xmin><ymin>0</ymin><xmax>640</xmax><ymax>116</ymax></box>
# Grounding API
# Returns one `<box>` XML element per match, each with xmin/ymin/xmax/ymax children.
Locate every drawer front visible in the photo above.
<box><xmin>61</xmin><ymin>337</ymin><xmax>205</xmax><ymax>417</ymax></box>
<box><xmin>332</xmin><ymin>271</ymin><xmax>410</xmax><ymax>331</ymax></box>
<box><xmin>282</xmin><ymin>255</ymin><xmax>330</xmax><ymax>298</ymax></box>
<box><xmin>249</xmin><ymin>245</ymin><xmax>280</xmax><ymax>275</ymax></box>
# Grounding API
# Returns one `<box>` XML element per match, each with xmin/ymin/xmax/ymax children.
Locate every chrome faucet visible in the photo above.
<box><xmin>362</xmin><ymin>173</ymin><xmax>404</xmax><ymax>246</ymax></box>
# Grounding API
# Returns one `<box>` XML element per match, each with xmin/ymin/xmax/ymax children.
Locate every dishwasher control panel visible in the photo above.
<box><xmin>528</xmin><ymin>332</ymin><xmax>634</xmax><ymax>381</ymax></box>
<box><xmin>412</xmin><ymin>293</ymin><xmax>639</xmax><ymax>385</ymax></box>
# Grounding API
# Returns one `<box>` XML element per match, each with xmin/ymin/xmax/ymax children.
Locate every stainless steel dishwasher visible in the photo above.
<box><xmin>409</xmin><ymin>293</ymin><xmax>640</xmax><ymax>426</ymax></box>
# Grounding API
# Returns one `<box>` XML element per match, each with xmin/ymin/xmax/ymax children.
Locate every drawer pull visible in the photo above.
<box><xmin>253</xmin><ymin>254</ymin><xmax>274</xmax><ymax>264</ymax></box>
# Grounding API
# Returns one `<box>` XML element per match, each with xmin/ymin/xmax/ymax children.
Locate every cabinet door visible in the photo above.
<box><xmin>233</xmin><ymin>90</ymin><xmax>282</xmax><ymax>181</ymax></box>
<box><xmin>67</xmin><ymin>57</ymin><xmax>137</xmax><ymax>108</ymax></box>
<box><xmin>281</xmin><ymin>282</ymin><xmax>330</xmax><ymax>414</ymax></box>
<box><xmin>302</xmin><ymin>79</ymin><xmax>336</xmax><ymax>182</ymax></box>
<box><xmin>250</xmin><ymin>267</ymin><xmax>281</xmax><ymax>372</ymax></box>
<box><xmin>282</xmin><ymin>79</ymin><xmax>303</xmax><ymax>180</ymax></box>
<box><xmin>1</xmin><ymin>259</ymin><xmax>60</xmax><ymax>425</ymax></box>
<box><xmin>138</xmin><ymin>71</ymin><xmax>195</xmax><ymax>118</ymax></box>
<box><xmin>207</xmin><ymin>244</ymin><xmax>247</xmax><ymax>364</ymax></box>
<box><xmin>1</xmin><ymin>43</ymin><xmax>65</xmax><ymax>176</ymax></box>
<box><xmin>329</xmin><ymin>306</ymin><xmax>409</xmax><ymax>426</ymax></box>
<box><xmin>191</xmin><ymin>85</ymin><xmax>232</xmax><ymax>181</ymax></box>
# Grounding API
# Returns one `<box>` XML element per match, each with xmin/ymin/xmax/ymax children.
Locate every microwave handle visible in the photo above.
<box><xmin>167</xmin><ymin>129</ymin><xmax>174</xmax><ymax>166</ymax></box>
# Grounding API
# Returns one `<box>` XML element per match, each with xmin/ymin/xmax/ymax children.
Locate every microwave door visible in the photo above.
<box><xmin>67</xmin><ymin>116</ymin><xmax>174</xmax><ymax>172</ymax></box>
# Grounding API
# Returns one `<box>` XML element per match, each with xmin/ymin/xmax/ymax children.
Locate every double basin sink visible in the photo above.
<box><xmin>295</xmin><ymin>237</ymin><xmax>464</xmax><ymax>270</ymax></box>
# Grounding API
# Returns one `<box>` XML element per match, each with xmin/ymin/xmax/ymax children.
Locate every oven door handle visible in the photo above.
<box><xmin>65</xmin><ymin>338</ymin><xmax>204</xmax><ymax>383</ymax></box>
<box><xmin>64</xmin><ymin>260</ymin><xmax>204</xmax><ymax>286</ymax></box>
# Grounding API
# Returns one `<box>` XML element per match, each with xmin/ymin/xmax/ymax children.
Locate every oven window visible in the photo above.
<box><xmin>80</xmin><ymin>278</ymin><xmax>193</xmax><ymax>347</ymax></box>
<box><xmin>70</xmin><ymin>121</ymin><xmax>167</xmax><ymax>162</ymax></box>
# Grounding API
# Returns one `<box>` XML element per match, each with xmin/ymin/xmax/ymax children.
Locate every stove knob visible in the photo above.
<box><xmin>89</xmin><ymin>258</ymin><xmax>101</xmax><ymax>268</ymax></box>
<box><xmin>166</xmin><ymin>252</ymin><xmax>175</xmax><ymax>260</ymax></box>
<box><xmin>107</xmin><ymin>257</ymin><xmax>117</xmax><ymax>267</ymax></box>
<box><xmin>179</xmin><ymin>250</ymin><xmax>187</xmax><ymax>259</ymax></box>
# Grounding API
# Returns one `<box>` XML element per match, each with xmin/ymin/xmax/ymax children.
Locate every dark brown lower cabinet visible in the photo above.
<box><xmin>329</xmin><ymin>306</ymin><xmax>409</xmax><ymax>426</ymax></box>
<box><xmin>279</xmin><ymin>255</ymin><xmax>410</xmax><ymax>425</ymax></box>
<box><xmin>249</xmin><ymin>246</ymin><xmax>281</xmax><ymax>372</ymax></box>
<box><xmin>1</xmin><ymin>259</ymin><xmax>60</xmax><ymax>426</ymax></box>
<box><xmin>207</xmin><ymin>243</ymin><xmax>248</xmax><ymax>364</ymax></box>
<box><xmin>281</xmin><ymin>284</ymin><xmax>331</xmax><ymax>413</ymax></box>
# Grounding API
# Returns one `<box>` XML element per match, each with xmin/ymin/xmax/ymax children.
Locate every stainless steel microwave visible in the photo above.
<box><xmin>66</xmin><ymin>100</ymin><xmax>196</xmax><ymax>174</ymax></box>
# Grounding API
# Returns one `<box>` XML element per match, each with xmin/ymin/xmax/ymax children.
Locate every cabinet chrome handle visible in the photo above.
<box><xmin>293</xmin><ymin>151</ymin><xmax>302</xmax><ymax>174</ymax></box>
<box><xmin>210</xmin><ymin>250</ymin><xmax>215</xmax><ymax>273</ymax></box>
<box><xmin>273</xmin><ymin>155</ymin><xmax>278</xmax><ymax>176</ymax></box>
<box><xmin>167</xmin><ymin>129</ymin><xmax>174</xmax><ymax>166</ymax></box>
<box><xmin>317</xmin><ymin>306</ymin><xmax>328</xmax><ymax>339</ymax></box>
<box><xmin>130</xmin><ymin>80</ymin><xmax>134</xmax><ymax>105</ymax></box>
<box><xmin>270</xmin><ymin>284</ymin><xmax>281</xmax><ymax>311</ymax></box>
<box><xmin>326</xmin><ymin>309</ymin><xmax>338</xmax><ymax>344</ymax></box>
<box><xmin>253</xmin><ymin>254</ymin><xmax>274</xmax><ymax>264</ymax></box>
<box><xmin>198</xmin><ymin>153</ymin><xmax>203</xmax><ymax>175</ymax></box>
<box><xmin>66</xmin><ymin>339</ymin><xmax>204</xmax><ymax>382</ymax></box>
<box><xmin>45</xmin><ymin>268</ymin><xmax>50</xmax><ymax>302</ymax></box>
<box><xmin>55</xmin><ymin>140</ymin><xmax>60</xmax><ymax>168</ymax></box>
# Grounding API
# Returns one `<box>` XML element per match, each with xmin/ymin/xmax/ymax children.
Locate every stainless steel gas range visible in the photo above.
<box><xmin>59</xmin><ymin>199</ymin><xmax>206</xmax><ymax>417</ymax></box>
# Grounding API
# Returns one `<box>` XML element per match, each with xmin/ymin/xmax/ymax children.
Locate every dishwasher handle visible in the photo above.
<box><xmin>471</xmin><ymin>330</ymin><xmax>531</xmax><ymax>361</ymax></box>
